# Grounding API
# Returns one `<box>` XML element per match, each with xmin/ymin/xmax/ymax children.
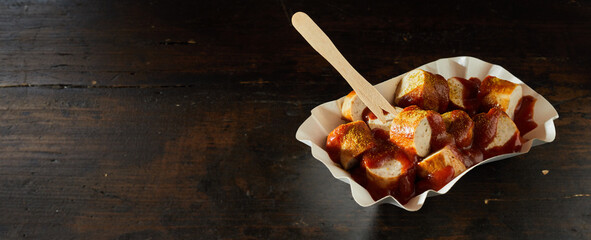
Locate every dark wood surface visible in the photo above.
<box><xmin>0</xmin><ymin>0</ymin><xmax>589</xmax><ymax>239</ymax></box>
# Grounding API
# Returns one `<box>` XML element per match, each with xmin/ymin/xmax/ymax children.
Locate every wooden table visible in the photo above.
<box><xmin>0</xmin><ymin>1</ymin><xmax>589</xmax><ymax>239</ymax></box>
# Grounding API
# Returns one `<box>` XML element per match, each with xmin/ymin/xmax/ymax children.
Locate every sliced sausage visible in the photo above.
<box><xmin>341</xmin><ymin>91</ymin><xmax>366</xmax><ymax>122</ymax></box>
<box><xmin>442</xmin><ymin>110</ymin><xmax>474</xmax><ymax>149</ymax></box>
<box><xmin>473</xmin><ymin>108</ymin><xmax>522</xmax><ymax>158</ymax></box>
<box><xmin>389</xmin><ymin>106</ymin><xmax>446</xmax><ymax>157</ymax></box>
<box><xmin>362</xmin><ymin>145</ymin><xmax>414</xmax><ymax>197</ymax></box>
<box><xmin>478</xmin><ymin>76</ymin><xmax>522</xmax><ymax>119</ymax></box>
<box><xmin>364</xmin><ymin>106</ymin><xmax>404</xmax><ymax>133</ymax></box>
<box><xmin>447</xmin><ymin>77</ymin><xmax>480</xmax><ymax>115</ymax></box>
<box><xmin>395</xmin><ymin>69</ymin><xmax>449</xmax><ymax>113</ymax></box>
<box><xmin>417</xmin><ymin>145</ymin><xmax>467</xmax><ymax>179</ymax></box>
<box><xmin>326</xmin><ymin>121</ymin><xmax>376</xmax><ymax>170</ymax></box>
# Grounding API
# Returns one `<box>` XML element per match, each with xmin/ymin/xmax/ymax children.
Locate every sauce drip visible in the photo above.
<box><xmin>362</xmin><ymin>107</ymin><xmax>389</xmax><ymax>122</ymax></box>
<box><xmin>362</xmin><ymin>107</ymin><xmax>375</xmax><ymax>122</ymax></box>
<box><xmin>393</xmin><ymin>167</ymin><xmax>416</xmax><ymax>204</ymax></box>
<box><xmin>513</xmin><ymin>95</ymin><xmax>538</xmax><ymax>136</ymax></box>
<box><xmin>372</xmin><ymin>128</ymin><xmax>390</xmax><ymax>142</ymax></box>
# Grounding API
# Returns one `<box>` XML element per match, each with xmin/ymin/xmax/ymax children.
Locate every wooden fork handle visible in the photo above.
<box><xmin>291</xmin><ymin>12</ymin><xmax>395</xmax><ymax>122</ymax></box>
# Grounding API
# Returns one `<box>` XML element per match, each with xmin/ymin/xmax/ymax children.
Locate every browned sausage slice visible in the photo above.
<box><xmin>395</xmin><ymin>69</ymin><xmax>449</xmax><ymax>113</ymax></box>
<box><xmin>478</xmin><ymin>76</ymin><xmax>522</xmax><ymax>119</ymax></box>
<box><xmin>326</xmin><ymin>121</ymin><xmax>376</xmax><ymax>170</ymax></box>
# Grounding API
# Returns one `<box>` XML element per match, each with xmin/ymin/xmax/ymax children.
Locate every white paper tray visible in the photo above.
<box><xmin>295</xmin><ymin>56</ymin><xmax>559</xmax><ymax>211</ymax></box>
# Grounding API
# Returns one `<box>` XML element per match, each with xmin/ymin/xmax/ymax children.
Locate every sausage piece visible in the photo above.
<box><xmin>395</xmin><ymin>69</ymin><xmax>449</xmax><ymax>113</ymax></box>
<box><xmin>341</xmin><ymin>91</ymin><xmax>366</xmax><ymax>122</ymax></box>
<box><xmin>447</xmin><ymin>77</ymin><xmax>480</xmax><ymax>115</ymax></box>
<box><xmin>362</xmin><ymin>145</ymin><xmax>414</xmax><ymax>196</ymax></box>
<box><xmin>441</xmin><ymin>110</ymin><xmax>474</xmax><ymax>149</ymax></box>
<box><xmin>417</xmin><ymin>145</ymin><xmax>467</xmax><ymax>179</ymax></box>
<box><xmin>473</xmin><ymin>108</ymin><xmax>522</xmax><ymax>158</ymax></box>
<box><xmin>364</xmin><ymin>106</ymin><xmax>404</xmax><ymax>133</ymax></box>
<box><xmin>389</xmin><ymin>106</ymin><xmax>445</xmax><ymax>157</ymax></box>
<box><xmin>478</xmin><ymin>76</ymin><xmax>522</xmax><ymax>120</ymax></box>
<box><xmin>326</xmin><ymin>121</ymin><xmax>376</xmax><ymax>170</ymax></box>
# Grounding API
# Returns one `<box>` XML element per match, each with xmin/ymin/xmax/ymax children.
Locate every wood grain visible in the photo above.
<box><xmin>0</xmin><ymin>0</ymin><xmax>588</xmax><ymax>239</ymax></box>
